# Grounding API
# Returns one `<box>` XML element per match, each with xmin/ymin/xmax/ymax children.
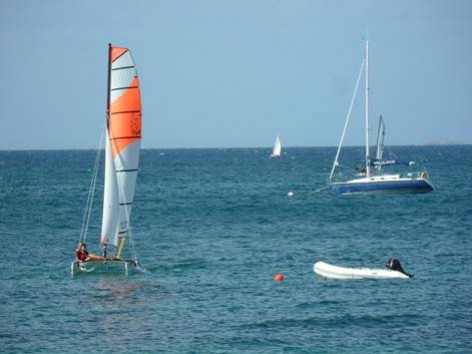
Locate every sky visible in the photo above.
<box><xmin>1</xmin><ymin>0</ymin><xmax>471</xmax><ymax>149</ymax></box>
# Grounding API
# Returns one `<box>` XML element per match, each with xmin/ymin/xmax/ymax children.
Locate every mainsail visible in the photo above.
<box><xmin>101</xmin><ymin>44</ymin><xmax>142</xmax><ymax>258</ymax></box>
<box><xmin>270</xmin><ymin>135</ymin><xmax>281</xmax><ymax>158</ymax></box>
<box><xmin>375</xmin><ymin>115</ymin><xmax>385</xmax><ymax>171</ymax></box>
<box><xmin>371</xmin><ymin>115</ymin><xmax>402</xmax><ymax>168</ymax></box>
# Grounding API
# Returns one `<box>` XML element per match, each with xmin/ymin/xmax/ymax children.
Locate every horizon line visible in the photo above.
<box><xmin>1</xmin><ymin>142</ymin><xmax>470</xmax><ymax>152</ymax></box>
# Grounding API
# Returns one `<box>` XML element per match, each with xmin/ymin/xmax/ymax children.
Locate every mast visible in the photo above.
<box><xmin>102</xmin><ymin>43</ymin><xmax>113</xmax><ymax>258</ymax></box>
<box><xmin>106</xmin><ymin>43</ymin><xmax>112</xmax><ymax>127</ymax></box>
<box><xmin>365</xmin><ymin>39</ymin><xmax>371</xmax><ymax>177</ymax></box>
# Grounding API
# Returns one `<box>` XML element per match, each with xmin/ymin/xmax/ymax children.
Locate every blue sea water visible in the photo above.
<box><xmin>1</xmin><ymin>146</ymin><xmax>472</xmax><ymax>353</ymax></box>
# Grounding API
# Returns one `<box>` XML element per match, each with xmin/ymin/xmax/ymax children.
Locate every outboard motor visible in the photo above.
<box><xmin>386</xmin><ymin>258</ymin><xmax>413</xmax><ymax>278</ymax></box>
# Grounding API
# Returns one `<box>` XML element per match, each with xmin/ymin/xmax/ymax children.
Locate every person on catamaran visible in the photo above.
<box><xmin>75</xmin><ymin>242</ymin><xmax>105</xmax><ymax>262</ymax></box>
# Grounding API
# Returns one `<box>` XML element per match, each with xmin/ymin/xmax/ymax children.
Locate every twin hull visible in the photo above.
<box><xmin>70</xmin><ymin>260</ymin><xmax>137</xmax><ymax>276</ymax></box>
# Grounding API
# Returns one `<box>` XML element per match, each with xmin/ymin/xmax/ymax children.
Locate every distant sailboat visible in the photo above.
<box><xmin>270</xmin><ymin>135</ymin><xmax>282</xmax><ymax>158</ymax></box>
<box><xmin>71</xmin><ymin>43</ymin><xmax>142</xmax><ymax>275</ymax></box>
<box><xmin>329</xmin><ymin>39</ymin><xmax>433</xmax><ymax>195</ymax></box>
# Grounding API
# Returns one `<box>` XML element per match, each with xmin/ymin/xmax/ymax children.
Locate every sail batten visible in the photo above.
<box><xmin>111</xmin><ymin>110</ymin><xmax>141</xmax><ymax>114</ymax></box>
<box><xmin>112</xmin><ymin>86</ymin><xmax>139</xmax><ymax>91</ymax></box>
<box><xmin>101</xmin><ymin>44</ymin><xmax>142</xmax><ymax>253</ymax></box>
<box><xmin>116</xmin><ymin>169</ymin><xmax>139</xmax><ymax>173</ymax></box>
<box><xmin>112</xmin><ymin>65</ymin><xmax>135</xmax><ymax>71</ymax></box>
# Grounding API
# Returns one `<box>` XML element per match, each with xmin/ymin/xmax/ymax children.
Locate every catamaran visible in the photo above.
<box><xmin>71</xmin><ymin>44</ymin><xmax>142</xmax><ymax>275</ymax></box>
<box><xmin>270</xmin><ymin>135</ymin><xmax>282</xmax><ymax>158</ymax></box>
<box><xmin>328</xmin><ymin>39</ymin><xmax>433</xmax><ymax>195</ymax></box>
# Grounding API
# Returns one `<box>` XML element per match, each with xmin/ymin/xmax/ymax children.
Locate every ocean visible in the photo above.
<box><xmin>1</xmin><ymin>145</ymin><xmax>471</xmax><ymax>353</ymax></box>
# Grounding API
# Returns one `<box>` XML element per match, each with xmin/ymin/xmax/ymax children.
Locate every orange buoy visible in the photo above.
<box><xmin>273</xmin><ymin>273</ymin><xmax>284</xmax><ymax>282</ymax></box>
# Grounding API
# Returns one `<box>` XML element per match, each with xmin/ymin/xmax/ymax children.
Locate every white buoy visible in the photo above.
<box><xmin>287</xmin><ymin>191</ymin><xmax>294</xmax><ymax>197</ymax></box>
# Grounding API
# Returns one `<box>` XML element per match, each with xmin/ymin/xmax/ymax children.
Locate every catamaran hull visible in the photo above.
<box><xmin>70</xmin><ymin>260</ymin><xmax>137</xmax><ymax>276</ymax></box>
<box><xmin>330</xmin><ymin>178</ymin><xmax>433</xmax><ymax>195</ymax></box>
<box><xmin>314</xmin><ymin>261</ymin><xmax>410</xmax><ymax>280</ymax></box>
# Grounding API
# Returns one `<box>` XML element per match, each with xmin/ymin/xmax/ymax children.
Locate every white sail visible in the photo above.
<box><xmin>270</xmin><ymin>135</ymin><xmax>281</xmax><ymax>158</ymax></box>
<box><xmin>101</xmin><ymin>130</ymin><xmax>120</xmax><ymax>246</ymax></box>
<box><xmin>113</xmin><ymin>142</ymin><xmax>140</xmax><ymax>249</ymax></box>
<box><xmin>375</xmin><ymin>115</ymin><xmax>385</xmax><ymax>171</ymax></box>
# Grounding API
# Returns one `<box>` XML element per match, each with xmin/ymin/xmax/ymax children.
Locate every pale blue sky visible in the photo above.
<box><xmin>1</xmin><ymin>0</ymin><xmax>471</xmax><ymax>149</ymax></box>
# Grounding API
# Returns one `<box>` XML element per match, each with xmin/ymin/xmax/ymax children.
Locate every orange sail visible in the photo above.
<box><xmin>101</xmin><ymin>44</ymin><xmax>142</xmax><ymax>257</ymax></box>
<box><xmin>108</xmin><ymin>47</ymin><xmax>142</xmax><ymax>158</ymax></box>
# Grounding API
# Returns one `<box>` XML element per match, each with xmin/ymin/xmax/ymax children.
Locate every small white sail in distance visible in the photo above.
<box><xmin>270</xmin><ymin>135</ymin><xmax>281</xmax><ymax>158</ymax></box>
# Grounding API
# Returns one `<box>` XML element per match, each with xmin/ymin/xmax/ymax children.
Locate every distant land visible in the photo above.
<box><xmin>423</xmin><ymin>140</ymin><xmax>471</xmax><ymax>146</ymax></box>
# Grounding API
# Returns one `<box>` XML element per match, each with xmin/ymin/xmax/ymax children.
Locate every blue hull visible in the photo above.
<box><xmin>330</xmin><ymin>179</ymin><xmax>433</xmax><ymax>195</ymax></box>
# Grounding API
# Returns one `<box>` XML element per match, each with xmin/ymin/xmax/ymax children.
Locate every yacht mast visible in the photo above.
<box><xmin>365</xmin><ymin>39</ymin><xmax>371</xmax><ymax>177</ymax></box>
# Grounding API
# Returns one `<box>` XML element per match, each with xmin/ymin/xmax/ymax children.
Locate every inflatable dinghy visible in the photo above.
<box><xmin>314</xmin><ymin>259</ymin><xmax>413</xmax><ymax>280</ymax></box>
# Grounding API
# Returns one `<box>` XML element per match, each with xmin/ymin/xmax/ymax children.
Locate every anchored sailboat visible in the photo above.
<box><xmin>71</xmin><ymin>44</ymin><xmax>142</xmax><ymax>275</ymax></box>
<box><xmin>270</xmin><ymin>135</ymin><xmax>282</xmax><ymax>158</ymax></box>
<box><xmin>329</xmin><ymin>40</ymin><xmax>433</xmax><ymax>195</ymax></box>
